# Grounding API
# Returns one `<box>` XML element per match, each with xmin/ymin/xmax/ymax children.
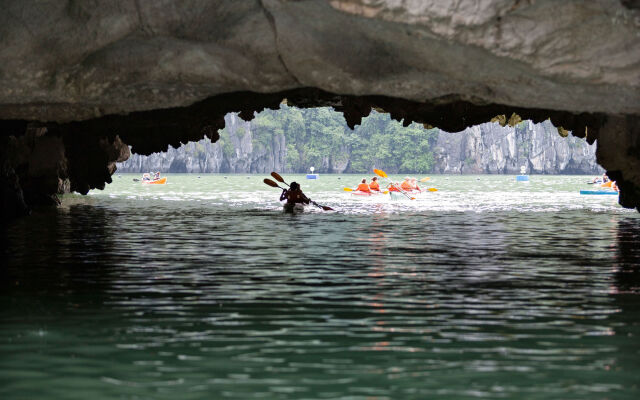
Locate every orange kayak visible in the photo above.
<box><xmin>143</xmin><ymin>177</ymin><xmax>167</xmax><ymax>184</ymax></box>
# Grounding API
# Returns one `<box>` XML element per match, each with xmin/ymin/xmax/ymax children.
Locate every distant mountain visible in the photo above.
<box><xmin>117</xmin><ymin>107</ymin><xmax>603</xmax><ymax>175</ymax></box>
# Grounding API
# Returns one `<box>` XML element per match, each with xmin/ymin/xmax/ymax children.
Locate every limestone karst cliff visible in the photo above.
<box><xmin>117</xmin><ymin>112</ymin><xmax>602</xmax><ymax>175</ymax></box>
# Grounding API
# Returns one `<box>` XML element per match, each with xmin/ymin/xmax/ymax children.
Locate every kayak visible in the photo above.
<box><xmin>351</xmin><ymin>190</ymin><xmax>383</xmax><ymax>196</ymax></box>
<box><xmin>580</xmin><ymin>190</ymin><xmax>618</xmax><ymax>195</ymax></box>
<box><xmin>142</xmin><ymin>177</ymin><xmax>167</xmax><ymax>185</ymax></box>
<box><xmin>389</xmin><ymin>190</ymin><xmax>423</xmax><ymax>200</ymax></box>
<box><xmin>283</xmin><ymin>203</ymin><xmax>306</xmax><ymax>213</ymax></box>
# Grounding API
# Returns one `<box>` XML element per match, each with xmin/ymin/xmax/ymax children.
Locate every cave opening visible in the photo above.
<box><xmin>2</xmin><ymin>1</ymin><xmax>640</xmax><ymax>397</ymax></box>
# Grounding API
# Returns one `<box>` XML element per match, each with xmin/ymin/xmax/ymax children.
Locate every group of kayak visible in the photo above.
<box><xmin>351</xmin><ymin>176</ymin><xmax>426</xmax><ymax>196</ymax></box>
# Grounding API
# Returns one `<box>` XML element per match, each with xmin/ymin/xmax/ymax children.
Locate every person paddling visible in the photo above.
<box><xmin>369</xmin><ymin>177</ymin><xmax>380</xmax><ymax>192</ymax></box>
<box><xmin>401</xmin><ymin>177</ymin><xmax>413</xmax><ymax>191</ymax></box>
<box><xmin>410</xmin><ymin>178</ymin><xmax>421</xmax><ymax>192</ymax></box>
<box><xmin>356</xmin><ymin>178</ymin><xmax>371</xmax><ymax>193</ymax></box>
<box><xmin>387</xmin><ymin>182</ymin><xmax>400</xmax><ymax>192</ymax></box>
<box><xmin>280</xmin><ymin>181</ymin><xmax>310</xmax><ymax>207</ymax></box>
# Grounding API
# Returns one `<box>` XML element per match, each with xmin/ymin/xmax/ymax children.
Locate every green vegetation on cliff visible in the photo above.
<box><xmin>250</xmin><ymin>106</ymin><xmax>437</xmax><ymax>173</ymax></box>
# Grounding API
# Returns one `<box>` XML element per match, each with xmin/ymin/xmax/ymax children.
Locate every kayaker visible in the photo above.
<box><xmin>357</xmin><ymin>179</ymin><xmax>371</xmax><ymax>193</ymax></box>
<box><xmin>154</xmin><ymin>171</ymin><xmax>161</xmax><ymax>180</ymax></box>
<box><xmin>401</xmin><ymin>177</ymin><xmax>413</xmax><ymax>191</ymax></box>
<box><xmin>388</xmin><ymin>182</ymin><xmax>400</xmax><ymax>192</ymax></box>
<box><xmin>369</xmin><ymin>177</ymin><xmax>380</xmax><ymax>192</ymax></box>
<box><xmin>142</xmin><ymin>173</ymin><xmax>150</xmax><ymax>181</ymax></box>
<box><xmin>410</xmin><ymin>178</ymin><xmax>421</xmax><ymax>192</ymax></box>
<box><xmin>612</xmin><ymin>181</ymin><xmax>619</xmax><ymax>192</ymax></box>
<box><xmin>280</xmin><ymin>181</ymin><xmax>310</xmax><ymax>206</ymax></box>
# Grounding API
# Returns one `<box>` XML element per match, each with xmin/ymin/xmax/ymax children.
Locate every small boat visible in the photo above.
<box><xmin>580</xmin><ymin>190</ymin><xmax>618</xmax><ymax>195</ymax></box>
<box><xmin>142</xmin><ymin>177</ymin><xmax>167</xmax><ymax>185</ymax></box>
<box><xmin>389</xmin><ymin>190</ymin><xmax>423</xmax><ymax>200</ymax></box>
<box><xmin>283</xmin><ymin>203</ymin><xmax>306</xmax><ymax>213</ymax></box>
<box><xmin>350</xmin><ymin>190</ymin><xmax>383</xmax><ymax>196</ymax></box>
<box><xmin>600</xmin><ymin>181</ymin><xmax>614</xmax><ymax>188</ymax></box>
<box><xmin>306</xmin><ymin>167</ymin><xmax>319</xmax><ymax>179</ymax></box>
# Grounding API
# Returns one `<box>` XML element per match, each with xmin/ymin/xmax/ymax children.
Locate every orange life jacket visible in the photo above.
<box><xmin>357</xmin><ymin>183</ymin><xmax>371</xmax><ymax>192</ymax></box>
<box><xmin>388</xmin><ymin>185</ymin><xmax>400</xmax><ymax>192</ymax></box>
<box><xmin>401</xmin><ymin>181</ymin><xmax>413</xmax><ymax>190</ymax></box>
<box><xmin>369</xmin><ymin>181</ymin><xmax>380</xmax><ymax>191</ymax></box>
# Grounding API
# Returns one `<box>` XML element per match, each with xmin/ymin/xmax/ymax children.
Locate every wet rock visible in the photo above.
<box><xmin>0</xmin><ymin>1</ymin><xmax>637</xmax><ymax>121</ymax></box>
<box><xmin>0</xmin><ymin>122</ymin><xmax>129</xmax><ymax>220</ymax></box>
<box><xmin>595</xmin><ymin>116</ymin><xmax>640</xmax><ymax>212</ymax></box>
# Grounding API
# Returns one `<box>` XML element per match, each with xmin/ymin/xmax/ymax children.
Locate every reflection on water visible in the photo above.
<box><xmin>1</xmin><ymin>175</ymin><xmax>639</xmax><ymax>399</ymax></box>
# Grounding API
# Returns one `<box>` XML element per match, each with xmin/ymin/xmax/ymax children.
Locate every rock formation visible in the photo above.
<box><xmin>433</xmin><ymin>120</ymin><xmax>603</xmax><ymax>174</ymax></box>
<box><xmin>117</xmin><ymin>114</ymin><xmax>602</xmax><ymax>175</ymax></box>
<box><xmin>0</xmin><ymin>0</ymin><xmax>638</xmax><ymax>219</ymax></box>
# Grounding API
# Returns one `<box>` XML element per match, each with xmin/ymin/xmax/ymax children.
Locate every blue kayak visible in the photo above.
<box><xmin>580</xmin><ymin>190</ymin><xmax>618</xmax><ymax>195</ymax></box>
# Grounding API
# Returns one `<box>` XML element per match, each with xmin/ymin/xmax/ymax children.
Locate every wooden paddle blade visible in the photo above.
<box><xmin>263</xmin><ymin>178</ymin><xmax>279</xmax><ymax>187</ymax></box>
<box><xmin>410</xmin><ymin>197</ymin><xmax>416</xmax><ymax>200</ymax></box>
<box><xmin>428</xmin><ymin>188</ymin><xmax>438</xmax><ymax>192</ymax></box>
<box><xmin>270</xmin><ymin>172</ymin><xmax>285</xmax><ymax>183</ymax></box>
<box><xmin>382</xmin><ymin>190</ymin><xmax>389</xmax><ymax>194</ymax></box>
<box><xmin>419</xmin><ymin>177</ymin><xmax>431</xmax><ymax>182</ymax></box>
<box><xmin>343</xmin><ymin>187</ymin><xmax>353</xmax><ymax>191</ymax></box>
<box><xmin>321</xmin><ymin>205</ymin><xmax>334</xmax><ymax>211</ymax></box>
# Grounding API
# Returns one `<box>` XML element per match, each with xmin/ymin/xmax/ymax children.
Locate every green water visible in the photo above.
<box><xmin>2</xmin><ymin>174</ymin><xmax>639</xmax><ymax>399</ymax></box>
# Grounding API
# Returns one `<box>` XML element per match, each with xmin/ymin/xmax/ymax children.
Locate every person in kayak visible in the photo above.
<box><xmin>356</xmin><ymin>178</ymin><xmax>371</xmax><ymax>193</ymax></box>
<box><xmin>387</xmin><ymin>182</ymin><xmax>400</xmax><ymax>192</ymax></box>
<box><xmin>401</xmin><ymin>177</ymin><xmax>413</xmax><ymax>191</ymax></box>
<box><xmin>280</xmin><ymin>181</ymin><xmax>310</xmax><ymax>206</ymax></box>
<box><xmin>369</xmin><ymin>177</ymin><xmax>380</xmax><ymax>192</ymax></box>
<box><xmin>154</xmin><ymin>171</ymin><xmax>161</xmax><ymax>180</ymax></box>
<box><xmin>410</xmin><ymin>178</ymin><xmax>421</xmax><ymax>192</ymax></box>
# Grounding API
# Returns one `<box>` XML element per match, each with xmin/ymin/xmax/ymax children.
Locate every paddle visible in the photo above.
<box><xmin>264</xmin><ymin>178</ymin><xmax>284</xmax><ymax>189</ymax></box>
<box><xmin>373</xmin><ymin>169</ymin><xmax>415</xmax><ymax>200</ymax></box>
<box><xmin>419</xmin><ymin>177</ymin><xmax>431</xmax><ymax>182</ymax></box>
<box><xmin>269</xmin><ymin>172</ymin><xmax>334</xmax><ymax>211</ymax></box>
<box><xmin>132</xmin><ymin>178</ymin><xmax>139</xmax><ymax>182</ymax></box>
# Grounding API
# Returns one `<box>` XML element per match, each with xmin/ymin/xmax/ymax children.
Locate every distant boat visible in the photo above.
<box><xmin>306</xmin><ymin>167</ymin><xmax>319</xmax><ymax>180</ymax></box>
<box><xmin>142</xmin><ymin>177</ymin><xmax>167</xmax><ymax>185</ymax></box>
<box><xmin>580</xmin><ymin>190</ymin><xmax>617</xmax><ymax>195</ymax></box>
<box><xmin>516</xmin><ymin>166</ymin><xmax>529</xmax><ymax>182</ymax></box>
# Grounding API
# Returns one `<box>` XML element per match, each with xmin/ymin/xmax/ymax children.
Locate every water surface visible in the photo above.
<box><xmin>2</xmin><ymin>174</ymin><xmax>639</xmax><ymax>399</ymax></box>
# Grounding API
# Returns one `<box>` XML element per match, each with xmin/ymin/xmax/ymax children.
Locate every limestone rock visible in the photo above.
<box><xmin>0</xmin><ymin>0</ymin><xmax>638</xmax><ymax>121</ymax></box>
<box><xmin>432</xmin><ymin>120</ymin><xmax>603</xmax><ymax>174</ymax></box>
